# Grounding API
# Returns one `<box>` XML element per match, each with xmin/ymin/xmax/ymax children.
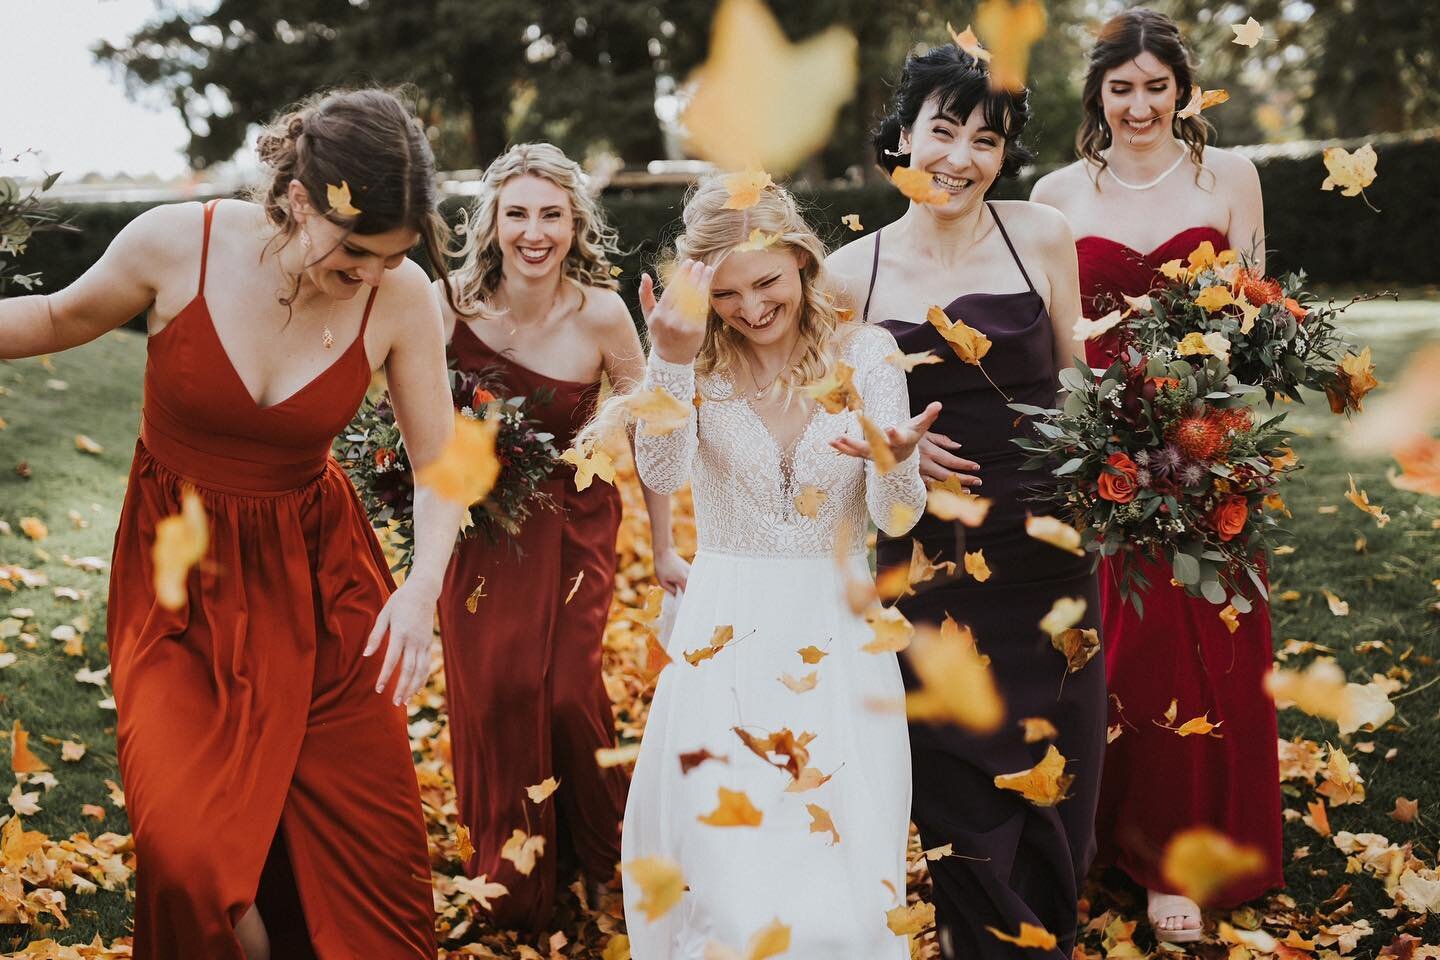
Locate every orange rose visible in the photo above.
<box><xmin>472</xmin><ymin>386</ymin><xmax>497</xmax><ymax>407</ymax></box>
<box><xmin>1209</xmin><ymin>494</ymin><xmax>1249</xmax><ymax>541</ymax></box>
<box><xmin>1097</xmin><ymin>452</ymin><xmax>1140</xmax><ymax>503</ymax></box>
<box><xmin>1282</xmin><ymin>297</ymin><xmax>1308</xmax><ymax>321</ymax></box>
<box><xmin>373</xmin><ymin>447</ymin><xmax>398</xmax><ymax>470</ymax></box>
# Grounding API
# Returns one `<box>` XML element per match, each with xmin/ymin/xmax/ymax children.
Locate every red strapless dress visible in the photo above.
<box><xmin>107</xmin><ymin>199</ymin><xmax>434</xmax><ymax>957</ymax></box>
<box><xmin>1075</xmin><ymin>228</ymin><xmax>1284</xmax><ymax>905</ymax></box>
<box><xmin>435</xmin><ymin>324</ymin><xmax>628</xmax><ymax>929</ymax></box>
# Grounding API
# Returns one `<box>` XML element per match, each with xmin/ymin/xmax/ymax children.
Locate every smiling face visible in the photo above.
<box><xmin>289</xmin><ymin>181</ymin><xmax>418</xmax><ymax>299</ymax></box>
<box><xmin>708</xmin><ymin>247</ymin><xmax>805</xmax><ymax>349</ymax></box>
<box><xmin>1100</xmin><ymin>52</ymin><xmax>1179</xmax><ymax>148</ymax></box>
<box><xmin>900</xmin><ymin>97</ymin><xmax>1006</xmax><ymax>213</ymax></box>
<box><xmin>495</xmin><ymin>173</ymin><xmax>575</xmax><ymax>280</ymax></box>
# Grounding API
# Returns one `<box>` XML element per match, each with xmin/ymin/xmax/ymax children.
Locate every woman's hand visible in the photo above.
<box><xmin>653</xmin><ymin>547</ymin><xmax>691</xmax><ymax>594</ymax></box>
<box><xmin>830</xmin><ymin>402</ymin><xmax>943</xmax><ymax>466</ymax></box>
<box><xmin>918</xmin><ymin>431</ymin><xmax>982</xmax><ymax>486</ymax></box>
<box><xmin>364</xmin><ymin>578</ymin><xmax>440</xmax><ymax>706</ymax></box>
<box><xmin>641</xmin><ymin>260</ymin><xmax>713</xmax><ymax>366</ymax></box>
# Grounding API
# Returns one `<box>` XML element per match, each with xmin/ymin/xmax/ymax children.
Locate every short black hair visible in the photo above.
<box><xmin>871</xmin><ymin>43</ymin><xmax>1034</xmax><ymax>184</ymax></box>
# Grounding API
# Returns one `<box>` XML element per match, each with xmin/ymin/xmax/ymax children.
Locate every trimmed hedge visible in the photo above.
<box><xmin>19</xmin><ymin>130</ymin><xmax>1438</xmax><ymax>333</ymax></box>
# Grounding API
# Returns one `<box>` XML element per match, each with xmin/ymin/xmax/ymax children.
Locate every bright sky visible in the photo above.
<box><xmin>3</xmin><ymin>0</ymin><xmax>194</xmax><ymax>179</ymax></box>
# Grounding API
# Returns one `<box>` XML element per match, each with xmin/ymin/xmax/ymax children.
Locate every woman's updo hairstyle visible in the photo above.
<box><xmin>1077</xmin><ymin>8</ymin><xmax>1209</xmax><ymax>180</ymax></box>
<box><xmin>252</xmin><ymin>87</ymin><xmax>463</xmax><ymax>311</ymax></box>
<box><xmin>871</xmin><ymin>42</ymin><xmax>1034</xmax><ymax>186</ymax></box>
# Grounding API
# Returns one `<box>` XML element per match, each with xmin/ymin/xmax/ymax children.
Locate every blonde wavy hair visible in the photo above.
<box><xmin>452</xmin><ymin>142</ymin><xmax>620</xmax><ymax>316</ymax></box>
<box><xmin>575</xmin><ymin>176</ymin><xmax>847</xmax><ymax>451</ymax></box>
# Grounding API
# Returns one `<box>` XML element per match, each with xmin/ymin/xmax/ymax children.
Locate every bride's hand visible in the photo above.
<box><xmin>653</xmin><ymin>547</ymin><xmax>690</xmax><ymax>594</ymax></box>
<box><xmin>642</xmin><ymin>260</ymin><xmax>714</xmax><ymax>366</ymax></box>
<box><xmin>830</xmin><ymin>402</ymin><xmax>942</xmax><ymax>465</ymax></box>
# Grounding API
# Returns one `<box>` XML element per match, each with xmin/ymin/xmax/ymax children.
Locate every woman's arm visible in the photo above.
<box><xmin>597</xmin><ymin>292</ymin><xmax>689</xmax><ymax>593</ymax></box>
<box><xmin>1223</xmin><ymin>153</ymin><xmax>1267</xmax><ymax>273</ymax></box>
<box><xmin>363</xmin><ymin>262</ymin><xmax>466</xmax><ymax>705</ymax></box>
<box><xmin>1036</xmin><ymin>207</ymin><xmax>1085</xmax><ymax>375</ymax></box>
<box><xmin>0</xmin><ymin>203</ymin><xmax>190</xmax><ymax>359</ymax></box>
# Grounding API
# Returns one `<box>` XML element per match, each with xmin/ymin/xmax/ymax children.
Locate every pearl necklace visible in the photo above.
<box><xmin>1104</xmin><ymin>150</ymin><xmax>1188</xmax><ymax>191</ymax></box>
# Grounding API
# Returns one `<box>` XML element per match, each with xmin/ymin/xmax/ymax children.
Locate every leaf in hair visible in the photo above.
<box><xmin>326</xmin><ymin>180</ymin><xmax>362</xmax><ymax>218</ymax></box>
<box><xmin>733</xmin><ymin>228</ymin><xmax>779</xmax><ymax>252</ymax></box>
<box><xmin>721</xmin><ymin>168</ymin><xmax>774</xmax><ymax>210</ymax></box>
<box><xmin>946</xmin><ymin>22</ymin><xmax>991</xmax><ymax>62</ymax></box>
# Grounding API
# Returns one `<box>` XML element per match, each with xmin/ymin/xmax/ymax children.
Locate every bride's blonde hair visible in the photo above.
<box><xmin>452</xmin><ymin>142</ymin><xmax>620</xmax><ymax>317</ymax></box>
<box><xmin>574</xmin><ymin>175</ymin><xmax>846</xmax><ymax>451</ymax></box>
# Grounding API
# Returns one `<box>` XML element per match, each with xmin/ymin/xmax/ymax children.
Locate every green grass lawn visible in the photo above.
<box><xmin>0</xmin><ymin>298</ymin><xmax>1437</xmax><ymax>954</ymax></box>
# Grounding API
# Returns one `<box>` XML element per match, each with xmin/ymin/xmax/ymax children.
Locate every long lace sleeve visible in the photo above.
<box><xmin>850</xmin><ymin>327</ymin><xmax>926</xmax><ymax>537</ymax></box>
<box><xmin>634</xmin><ymin>353</ymin><xmax>699</xmax><ymax>495</ymax></box>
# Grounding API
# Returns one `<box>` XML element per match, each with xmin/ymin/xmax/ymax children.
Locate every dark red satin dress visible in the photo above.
<box><xmin>436</xmin><ymin>323</ymin><xmax>628</xmax><ymax>929</ymax></box>
<box><xmin>107</xmin><ymin>199</ymin><xmax>435</xmax><ymax>958</ymax></box>
<box><xmin>1076</xmin><ymin>228</ymin><xmax>1284</xmax><ymax>905</ymax></box>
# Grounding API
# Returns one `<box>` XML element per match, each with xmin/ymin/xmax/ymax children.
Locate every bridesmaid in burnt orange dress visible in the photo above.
<box><xmin>434</xmin><ymin>143</ymin><xmax>687</xmax><ymax>930</ymax></box>
<box><xmin>0</xmin><ymin>89</ymin><xmax>467</xmax><ymax>958</ymax></box>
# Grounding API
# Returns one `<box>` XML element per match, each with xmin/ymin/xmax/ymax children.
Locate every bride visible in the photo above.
<box><xmin>603</xmin><ymin>177</ymin><xmax>938</xmax><ymax>957</ymax></box>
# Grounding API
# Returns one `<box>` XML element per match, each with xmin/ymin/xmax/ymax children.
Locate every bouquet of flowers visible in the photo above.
<box><xmin>1079</xmin><ymin>240</ymin><xmax>1378</xmax><ymax>412</ymax></box>
<box><xmin>1013</xmin><ymin>352</ymin><xmax>1299</xmax><ymax>613</ymax></box>
<box><xmin>336</xmin><ymin>365</ymin><xmax>559</xmax><ymax>567</ymax></box>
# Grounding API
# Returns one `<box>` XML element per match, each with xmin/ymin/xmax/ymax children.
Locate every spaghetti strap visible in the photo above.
<box><xmin>861</xmin><ymin>229</ymin><xmax>883</xmax><ymax>323</ymax></box>
<box><xmin>358</xmin><ymin>286</ymin><xmax>379</xmax><ymax>335</ymax></box>
<box><xmin>197</xmin><ymin>198</ymin><xmax>220</xmax><ymax>298</ymax></box>
<box><xmin>985</xmin><ymin>202</ymin><xmax>1037</xmax><ymax>295</ymax></box>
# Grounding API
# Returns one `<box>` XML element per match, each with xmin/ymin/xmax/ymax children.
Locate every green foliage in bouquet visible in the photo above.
<box><xmin>1013</xmin><ymin>352</ymin><xmax>1300</xmax><ymax>616</ymax></box>
<box><xmin>0</xmin><ymin>163</ymin><xmax>72</xmax><ymax>295</ymax></box>
<box><xmin>335</xmin><ymin>365</ymin><xmax>560</xmax><ymax>569</ymax></box>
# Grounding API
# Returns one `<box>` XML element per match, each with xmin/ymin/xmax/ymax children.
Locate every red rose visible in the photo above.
<box><xmin>373</xmin><ymin>447</ymin><xmax>398</xmax><ymax>470</ymax></box>
<box><xmin>1210</xmin><ymin>494</ymin><xmax>1250</xmax><ymax>541</ymax></box>
<box><xmin>1097</xmin><ymin>452</ymin><xmax>1140</xmax><ymax>503</ymax></box>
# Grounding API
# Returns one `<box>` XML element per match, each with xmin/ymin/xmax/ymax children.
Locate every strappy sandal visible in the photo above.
<box><xmin>1147</xmin><ymin>891</ymin><xmax>1204</xmax><ymax>944</ymax></box>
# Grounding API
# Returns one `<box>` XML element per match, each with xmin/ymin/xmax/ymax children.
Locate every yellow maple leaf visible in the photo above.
<box><xmin>797</xmin><ymin>645</ymin><xmax>828</xmax><ymax>664</ymax></box>
<box><xmin>1072</xmin><ymin>309</ymin><xmax>1125</xmax><ymax>342</ymax></box>
<box><xmin>899</xmin><ymin>539</ymin><xmax>955</xmax><ymax>597</ymax></box>
<box><xmin>986</xmin><ymin>922</ymin><xmax>1058</xmax><ymax>950</ymax></box>
<box><xmin>1050</xmin><ymin>626</ymin><xmax>1099</xmax><ymax>672</ymax></box>
<box><xmin>464</xmin><ymin>576</ymin><xmax>487</xmax><ymax>613</ymax></box>
<box><xmin>622</xmin><ymin>857</ymin><xmax>685</xmax><ymax>921</ymax></box>
<box><xmin>1039</xmin><ymin>596</ymin><xmax>1087</xmax><ymax>636</ymax></box>
<box><xmin>1322</xmin><ymin>588</ymin><xmax>1350</xmax><ymax>616</ymax></box>
<box><xmin>927</xmin><ymin>478</ymin><xmax>992</xmax><ymax>525</ymax></box>
<box><xmin>1344</xmin><ymin>474</ymin><xmax>1390</xmax><ymax>527</ymax></box>
<box><xmin>1177</xmin><ymin>85</ymin><xmax>1230</xmax><ymax>120</ymax></box>
<box><xmin>73</xmin><ymin>434</ymin><xmax>103</xmax><ymax>455</ymax></box>
<box><xmin>779</xmin><ymin>671</ymin><xmax>819</xmax><ymax>693</ymax></box>
<box><xmin>905</xmin><ymin>616</ymin><xmax>1004</xmax><ymax>733</ymax></box>
<box><xmin>1232</xmin><ymin>16</ymin><xmax>1264</xmax><ymax>47</ymax></box>
<box><xmin>680</xmin><ymin>0</ymin><xmax>857</xmax><ymax>173</ymax></box>
<box><xmin>526</xmin><ymin>777</ymin><xmax>560</xmax><ymax>804</ymax></box>
<box><xmin>947</xmin><ymin>21</ymin><xmax>992</xmax><ymax>62</ymax></box>
<box><xmin>963</xmin><ymin>549</ymin><xmax>991</xmax><ymax>583</ymax></box>
<box><xmin>625</xmin><ymin>387</ymin><xmax>692</xmax><ymax>436</ymax></box>
<box><xmin>722</xmin><ymin>168</ymin><xmax>775</xmax><ymax>210</ymax></box>
<box><xmin>684</xmin><ymin>624</ymin><xmax>737</xmax><ymax>665</ymax></box>
<box><xmin>455</xmin><ymin>824</ymin><xmax>475</xmax><ymax>862</ymax></box>
<box><xmin>800</xmin><ymin>361</ymin><xmax>861</xmax><ymax>413</ymax></box>
<box><xmin>326</xmin><ymin>180</ymin><xmax>362</xmax><ymax>217</ymax></box>
<box><xmin>500</xmin><ymin>828</ymin><xmax>546</xmax><ymax>876</ymax></box>
<box><xmin>733</xmin><ymin>228</ymin><xmax>780</xmax><ymax>252</ymax></box>
<box><xmin>152</xmin><ymin>489</ymin><xmax>209</xmax><ymax>611</ymax></box>
<box><xmin>595</xmin><ymin>743</ymin><xmax>642</xmax><ymax>768</ymax></box>
<box><xmin>927</xmin><ymin>304</ymin><xmax>992</xmax><ymax>364</ymax></box>
<box><xmin>10</xmin><ymin>719</ymin><xmax>49</xmax><ymax>774</ymax></box>
<box><xmin>560</xmin><ymin>441</ymin><xmax>617</xmax><ymax>491</ymax></box>
<box><xmin>1317</xmin><ymin>743</ymin><xmax>1366</xmax><ymax>806</ymax></box>
<box><xmin>416</xmin><ymin>414</ymin><xmax>500</xmax><ymax>506</ymax></box>
<box><xmin>697</xmin><ymin>786</ymin><xmax>764</xmax><ymax>827</ymax></box>
<box><xmin>1193</xmin><ymin>284</ymin><xmax>1235</xmax><ymax>312</ymax></box>
<box><xmin>924</xmin><ymin>843</ymin><xmax>955</xmax><ymax>860</ymax></box>
<box><xmin>841</xmin><ymin>213</ymin><xmax>863</xmax><ymax>231</ymax></box>
<box><xmin>602</xmin><ymin>934</ymin><xmax>631</xmax><ymax>960</ymax></box>
<box><xmin>886</xmin><ymin>901</ymin><xmax>936</xmax><ymax>935</ymax></box>
<box><xmin>862</xmin><ymin>604</ymin><xmax>914</xmax><ymax>653</ymax></box>
<box><xmin>793</xmin><ymin>485</ymin><xmax>827</xmax><ymax>518</ymax></box>
<box><xmin>1025</xmin><ymin>514</ymin><xmax>1085</xmax><ymax>556</ymax></box>
<box><xmin>1020</xmin><ymin>717</ymin><xmax>1059</xmax><ymax>743</ymax></box>
<box><xmin>885</xmin><ymin>349</ymin><xmax>943</xmax><ymax>372</ymax></box>
<box><xmin>993</xmin><ymin>744</ymin><xmax>1072</xmax><ymax>806</ymax></box>
<box><xmin>806</xmin><ymin>803</ymin><xmax>840</xmax><ymax>844</ymax></box>
<box><xmin>19</xmin><ymin>517</ymin><xmax>47</xmax><ymax>541</ymax></box>
<box><xmin>857</xmin><ymin>414</ymin><xmax>897</xmax><ymax>475</ymax></box>
<box><xmin>974</xmin><ymin>0</ymin><xmax>1047</xmax><ymax>92</ymax></box>
<box><xmin>452</xmin><ymin>873</ymin><xmax>509</xmax><ymax>911</ymax></box>
<box><xmin>889</xmin><ymin>165</ymin><xmax>951</xmax><ymax>206</ymax></box>
<box><xmin>1321</xmin><ymin>144</ymin><xmax>1379</xmax><ymax>207</ymax></box>
<box><xmin>1161</xmin><ymin>827</ymin><xmax>1267</xmax><ymax>905</ymax></box>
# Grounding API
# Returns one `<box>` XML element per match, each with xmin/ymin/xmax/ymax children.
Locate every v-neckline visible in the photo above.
<box><xmin>196</xmin><ymin>294</ymin><xmax>366</xmax><ymax>412</ymax></box>
<box><xmin>739</xmin><ymin>388</ymin><xmax>825</xmax><ymax>465</ymax></box>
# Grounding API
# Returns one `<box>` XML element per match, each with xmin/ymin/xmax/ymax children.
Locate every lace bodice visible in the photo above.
<box><xmin>636</xmin><ymin>324</ymin><xmax>925</xmax><ymax>558</ymax></box>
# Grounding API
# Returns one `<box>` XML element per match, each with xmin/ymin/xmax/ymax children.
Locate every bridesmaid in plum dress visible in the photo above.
<box><xmin>829</xmin><ymin>44</ymin><xmax>1104</xmax><ymax>960</ymax></box>
<box><xmin>1032</xmin><ymin>8</ymin><xmax>1282</xmax><ymax>943</ymax></box>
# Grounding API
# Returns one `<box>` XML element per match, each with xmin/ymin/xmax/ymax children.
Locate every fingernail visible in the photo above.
<box><xmin>376</xmin><ymin>684</ymin><xmax>384</xmax><ymax>693</ymax></box>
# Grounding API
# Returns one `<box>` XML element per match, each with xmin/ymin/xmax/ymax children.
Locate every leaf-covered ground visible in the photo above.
<box><xmin>0</xmin><ymin>295</ymin><xmax>1435</xmax><ymax>958</ymax></box>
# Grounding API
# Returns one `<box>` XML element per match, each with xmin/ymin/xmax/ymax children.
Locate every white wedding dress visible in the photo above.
<box><xmin>622</xmin><ymin>324</ymin><xmax>925</xmax><ymax>959</ymax></box>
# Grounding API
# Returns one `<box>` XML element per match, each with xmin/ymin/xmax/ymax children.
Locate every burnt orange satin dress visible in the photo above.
<box><xmin>106</xmin><ymin>200</ymin><xmax>435</xmax><ymax>958</ymax></box>
<box><xmin>436</xmin><ymin>323</ymin><xmax>628</xmax><ymax>929</ymax></box>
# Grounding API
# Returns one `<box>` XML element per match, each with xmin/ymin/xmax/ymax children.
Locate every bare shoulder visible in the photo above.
<box><xmin>373</xmin><ymin>258</ymin><xmax>442</xmax><ymax>328</ymax></box>
<box><xmin>1029</xmin><ymin>161</ymin><xmax>1088</xmax><ymax>207</ymax></box>
<box><xmin>990</xmin><ymin>199</ymin><xmax>1074</xmax><ymax>253</ymax></box>
<box><xmin>824</xmin><ymin>231</ymin><xmax>880</xmax><ymax>308</ymax></box>
<box><xmin>1204</xmin><ymin>146</ymin><xmax>1259</xmax><ymax>176</ymax></box>
<box><xmin>120</xmin><ymin>200</ymin><xmax>207</xmax><ymax>267</ymax></box>
<box><xmin>576</xmin><ymin>285</ymin><xmax>638</xmax><ymax>338</ymax></box>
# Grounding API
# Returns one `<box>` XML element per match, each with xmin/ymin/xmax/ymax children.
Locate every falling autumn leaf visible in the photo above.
<box><xmin>19</xmin><ymin>517</ymin><xmax>47</xmax><ymax>541</ymax></box>
<box><xmin>963</xmin><ymin>550</ymin><xmax>992</xmax><ymax>583</ymax></box>
<box><xmin>924</xmin><ymin>843</ymin><xmax>955</xmax><ymax>860</ymax></box>
<box><xmin>452</xmin><ymin>874</ymin><xmax>509</xmax><ymax>911</ymax></box>
<box><xmin>1317</xmin><ymin>743</ymin><xmax>1366</xmax><ymax>806</ymax></box>
<box><xmin>1322</xmin><ymin>588</ymin><xmax>1350</xmax><ymax>616</ymax></box>
<box><xmin>697</xmin><ymin>786</ymin><xmax>764</xmax><ymax>827</ymax></box>
<box><xmin>1325</xmin><ymin>346</ymin><xmax>1380</xmax><ymax>415</ymax></box>
<box><xmin>1020</xmin><ymin>717</ymin><xmax>1059</xmax><ymax>743</ymax></box>
<box><xmin>152</xmin><ymin>489</ymin><xmax>209</xmax><ymax>611</ymax></box>
<box><xmin>561</xmin><ymin>442</ymin><xmax>617</xmax><ymax>491</ymax></box>
<box><xmin>1390</xmin><ymin>436</ymin><xmax>1440</xmax><ymax>496</ymax></box>
<box><xmin>927</xmin><ymin>305</ymin><xmax>991</xmax><ymax>364</ymax></box>
<box><xmin>734</xmin><ymin>229</ymin><xmax>780</xmax><ymax>253</ymax></box>
<box><xmin>1177</xmin><ymin>85</ymin><xmax>1230</xmax><ymax>120</ymax></box>
<box><xmin>1072</xmin><ymin>309</ymin><xmax>1125</xmax><ymax>342</ymax></box>
<box><xmin>73</xmin><ymin>435</ymin><xmax>103</xmax><ymax>455</ymax></box>
<box><xmin>1219</xmin><ymin>604</ymin><xmax>1241</xmax><ymax>635</ymax></box>
<box><xmin>1025</xmin><ymin>515</ymin><xmax>1085</xmax><ymax>557</ymax></box>
<box><xmin>974</xmin><ymin>0</ymin><xmax>1047</xmax><ymax>92</ymax></box>
<box><xmin>680</xmin><ymin>0</ymin><xmax>857</xmax><ymax>173</ymax></box>
<box><xmin>1039</xmin><ymin>596</ymin><xmax>1087</xmax><ymax>637</ymax></box>
<box><xmin>1050</xmin><ymin>626</ymin><xmax>1099</xmax><ymax>673</ymax></box>
<box><xmin>947</xmin><ymin>22</ymin><xmax>991</xmax><ymax>62</ymax></box>
<box><xmin>1161</xmin><ymin>827</ymin><xmax>1267</xmax><ymax>905</ymax></box>
<box><xmin>417</xmin><ymin>414</ymin><xmax>500</xmax><ymax>506</ymax></box>
<box><xmin>806</xmin><ymin>803</ymin><xmax>840</xmax><ymax>844</ymax></box>
<box><xmin>327</xmin><ymin>180</ymin><xmax>362</xmax><ymax>217</ymax></box>
<box><xmin>794</xmin><ymin>485</ymin><xmax>827</xmax><ymax>518</ymax></box>
<box><xmin>1232</xmin><ymin>16</ymin><xmax>1264</xmax><ymax>47</ymax></box>
<box><xmin>679</xmin><ymin>748</ymin><xmax>729</xmax><ymax>775</ymax></box>
<box><xmin>779</xmin><ymin>671</ymin><xmax>819</xmax><ymax>693</ymax></box>
<box><xmin>1321</xmin><ymin>144</ymin><xmax>1379</xmax><ymax>211</ymax></box>
<box><xmin>905</xmin><ymin>617</ymin><xmax>1004</xmax><ymax>733</ymax></box>
<box><xmin>456</xmin><ymin>824</ymin><xmax>475</xmax><ymax>862</ymax></box>
<box><xmin>526</xmin><ymin>777</ymin><xmax>560</xmax><ymax>804</ymax></box>
<box><xmin>927</xmin><ymin>479</ymin><xmax>992</xmax><ymax>525</ymax></box>
<box><xmin>889</xmin><ymin>165</ymin><xmax>952</xmax><ymax>206</ymax></box>
<box><xmin>11</xmin><ymin>719</ymin><xmax>49</xmax><ymax>774</ymax></box>
<box><xmin>722</xmin><ymin>169</ymin><xmax>775</xmax><ymax>210</ymax></box>
<box><xmin>800</xmin><ymin>361</ymin><xmax>861</xmax><ymax>413</ymax></box>
<box><xmin>1344</xmin><ymin>474</ymin><xmax>1390</xmax><ymax>527</ymax></box>
<box><xmin>500</xmin><ymin>828</ymin><xmax>546</xmax><ymax>876</ymax></box>
<box><xmin>564</xmin><ymin>571</ymin><xmax>584</xmax><ymax>604</ymax></box>
<box><xmin>464</xmin><ymin>576</ymin><xmax>487</xmax><ymax>613</ymax></box>
<box><xmin>841</xmin><ymin>213</ymin><xmax>863</xmax><ymax>231</ymax></box>
<box><xmin>886</xmin><ymin>901</ymin><xmax>936</xmax><ymax>935</ymax></box>
<box><xmin>987</xmin><ymin>923</ymin><xmax>1058</xmax><ymax>950</ymax></box>
<box><xmin>885</xmin><ymin>349</ymin><xmax>943</xmax><ymax>372</ymax></box>
<box><xmin>857</xmin><ymin>414</ymin><xmax>897</xmax><ymax>475</ymax></box>
<box><xmin>994</xmin><ymin>744</ymin><xmax>1072</xmax><ymax>806</ymax></box>
<box><xmin>596</xmin><ymin>743</ymin><xmax>643</xmax><ymax>768</ymax></box>
<box><xmin>684</xmin><ymin>624</ymin><xmax>737</xmax><ymax>665</ymax></box>
<box><xmin>862</xmin><ymin>604</ymin><xmax>914</xmax><ymax>653</ymax></box>
<box><xmin>625</xmin><ymin>388</ymin><xmax>692</xmax><ymax>436</ymax></box>
<box><xmin>1267</xmin><ymin>657</ymin><xmax>1395</xmax><ymax>736</ymax></box>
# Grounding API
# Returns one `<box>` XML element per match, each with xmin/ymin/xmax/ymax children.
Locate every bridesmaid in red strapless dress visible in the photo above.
<box><xmin>1</xmin><ymin>88</ymin><xmax>465</xmax><ymax>958</ymax></box>
<box><xmin>1032</xmin><ymin>8</ymin><xmax>1282</xmax><ymax>941</ymax></box>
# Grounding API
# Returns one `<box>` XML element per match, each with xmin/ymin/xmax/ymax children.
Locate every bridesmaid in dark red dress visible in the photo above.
<box><xmin>434</xmin><ymin>143</ymin><xmax>686</xmax><ymax>930</ymax></box>
<box><xmin>829</xmin><ymin>45</ymin><xmax>1104</xmax><ymax>960</ymax></box>
<box><xmin>1032</xmin><ymin>9</ymin><xmax>1283</xmax><ymax>942</ymax></box>
<box><xmin>0</xmin><ymin>90</ymin><xmax>466</xmax><ymax>958</ymax></box>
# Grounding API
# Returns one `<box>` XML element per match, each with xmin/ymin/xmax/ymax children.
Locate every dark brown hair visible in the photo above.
<box><xmin>1077</xmin><ymin>9</ymin><xmax>1209</xmax><ymax>183</ymax></box>
<box><xmin>252</xmin><ymin>87</ymin><xmax>463</xmax><ymax>312</ymax></box>
<box><xmin>871</xmin><ymin>43</ymin><xmax>1033</xmax><ymax>186</ymax></box>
